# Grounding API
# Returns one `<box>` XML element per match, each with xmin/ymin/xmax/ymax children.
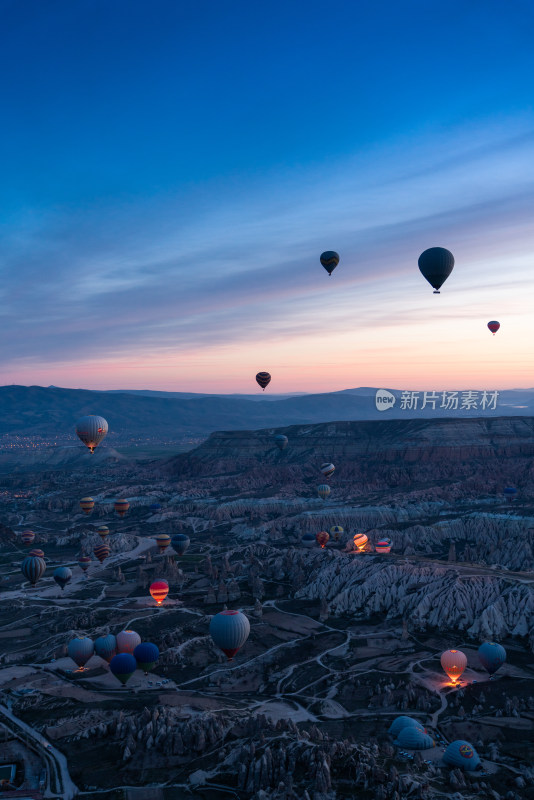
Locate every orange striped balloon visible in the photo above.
<box><xmin>150</xmin><ymin>580</ymin><xmax>169</xmax><ymax>605</ymax></box>
<box><xmin>80</xmin><ymin>497</ymin><xmax>95</xmax><ymax>515</ymax></box>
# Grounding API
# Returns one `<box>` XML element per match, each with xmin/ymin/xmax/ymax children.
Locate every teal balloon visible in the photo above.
<box><xmin>478</xmin><ymin>642</ymin><xmax>506</xmax><ymax>675</ymax></box>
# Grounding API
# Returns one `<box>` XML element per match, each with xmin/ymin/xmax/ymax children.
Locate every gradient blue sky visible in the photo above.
<box><xmin>1</xmin><ymin>0</ymin><xmax>533</xmax><ymax>391</ymax></box>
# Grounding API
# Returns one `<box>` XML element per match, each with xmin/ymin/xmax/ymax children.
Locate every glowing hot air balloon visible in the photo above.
<box><xmin>53</xmin><ymin>566</ymin><xmax>72</xmax><ymax>590</ymax></box>
<box><xmin>116</xmin><ymin>630</ymin><xmax>141</xmax><ymax>654</ymax></box>
<box><xmin>79</xmin><ymin>497</ymin><xmax>95</xmax><ymax>515</ymax></box>
<box><xmin>353</xmin><ymin>533</ymin><xmax>368</xmax><ymax>551</ymax></box>
<box><xmin>418</xmin><ymin>247</ymin><xmax>455</xmax><ymax>293</ymax></box>
<box><xmin>75</xmin><ymin>415</ymin><xmax>108</xmax><ymax>453</ymax></box>
<box><xmin>255</xmin><ymin>372</ymin><xmax>271</xmax><ymax>391</ymax></box>
<box><xmin>154</xmin><ymin>533</ymin><xmax>171</xmax><ymax>554</ymax></box>
<box><xmin>274</xmin><ymin>434</ymin><xmax>288</xmax><ymax>451</ymax></box>
<box><xmin>21</xmin><ymin>530</ymin><xmax>35</xmax><ymax>546</ymax></box>
<box><xmin>316</xmin><ymin>531</ymin><xmax>330</xmax><ymax>548</ymax></box>
<box><xmin>68</xmin><ymin>637</ymin><xmax>94</xmax><ymax>670</ymax></box>
<box><xmin>320</xmin><ymin>251</ymin><xmax>340</xmax><ymax>276</ymax></box>
<box><xmin>94</xmin><ymin>543</ymin><xmax>110</xmax><ymax>564</ymax></box>
<box><xmin>150</xmin><ymin>580</ymin><xmax>169</xmax><ymax>605</ymax></box>
<box><xmin>210</xmin><ymin>609</ymin><xmax>250</xmax><ymax>661</ymax></box>
<box><xmin>110</xmin><ymin>653</ymin><xmax>137</xmax><ymax>686</ymax></box>
<box><xmin>114</xmin><ymin>499</ymin><xmax>129</xmax><ymax>518</ymax></box>
<box><xmin>320</xmin><ymin>462</ymin><xmax>335</xmax><ymax>478</ymax></box>
<box><xmin>478</xmin><ymin>642</ymin><xmax>506</xmax><ymax>676</ymax></box>
<box><xmin>441</xmin><ymin>649</ymin><xmax>467</xmax><ymax>683</ymax></box>
<box><xmin>317</xmin><ymin>484</ymin><xmax>331</xmax><ymax>500</ymax></box>
<box><xmin>97</xmin><ymin>525</ymin><xmax>109</xmax><ymax>540</ymax></box>
<box><xmin>375</xmin><ymin>537</ymin><xmax>392</xmax><ymax>553</ymax></box>
<box><xmin>487</xmin><ymin>320</ymin><xmax>500</xmax><ymax>335</ymax></box>
<box><xmin>21</xmin><ymin>556</ymin><xmax>46</xmax><ymax>586</ymax></box>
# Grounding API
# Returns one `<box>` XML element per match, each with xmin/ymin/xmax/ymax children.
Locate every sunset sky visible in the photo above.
<box><xmin>1</xmin><ymin>0</ymin><xmax>533</xmax><ymax>393</ymax></box>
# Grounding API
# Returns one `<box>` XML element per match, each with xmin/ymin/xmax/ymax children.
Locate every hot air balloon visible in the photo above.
<box><xmin>94</xmin><ymin>634</ymin><xmax>117</xmax><ymax>663</ymax></box>
<box><xmin>487</xmin><ymin>320</ymin><xmax>500</xmax><ymax>335</ymax></box>
<box><xmin>503</xmin><ymin>486</ymin><xmax>517</xmax><ymax>501</ymax></box>
<box><xmin>388</xmin><ymin>716</ymin><xmax>426</xmax><ymax>737</ymax></box>
<box><xmin>274</xmin><ymin>434</ymin><xmax>288</xmax><ymax>451</ymax></box>
<box><xmin>20</xmin><ymin>530</ymin><xmax>35</xmax><ymax>546</ymax></box>
<box><xmin>317</xmin><ymin>484</ymin><xmax>330</xmax><ymax>500</ymax></box>
<box><xmin>28</xmin><ymin>548</ymin><xmax>45</xmax><ymax>559</ymax></box>
<box><xmin>75</xmin><ymin>415</ymin><xmax>108</xmax><ymax>453</ymax></box>
<box><xmin>116</xmin><ymin>630</ymin><xmax>141</xmax><ymax>654</ymax></box>
<box><xmin>172</xmin><ymin>534</ymin><xmax>190</xmax><ymax>556</ymax></box>
<box><xmin>149</xmin><ymin>580</ymin><xmax>169</xmax><ymax>605</ymax></box>
<box><xmin>134</xmin><ymin>642</ymin><xmax>160</xmax><ymax>675</ymax></box>
<box><xmin>114</xmin><ymin>499</ymin><xmax>129</xmax><ymax>518</ymax></box>
<box><xmin>395</xmin><ymin>726</ymin><xmax>434</xmax><ymax>750</ymax></box>
<box><xmin>67</xmin><ymin>637</ymin><xmax>94</xmax><ymax>670</ymax></box>
<box><xmin>375</xmin><ymin>537</ymin><xmax>392</xmax><ymax>553</ymax></box>
<box><xmin>441</xmin><ymin>649</ymin><xmax>467</xmax><ymax>683</ymax></box>
<box><xmin>149</xmin><ymin>502</ymin><xmax>162</xmax><ymax>512</ymax></box>
<box><xmin>301</xmin><ymin>533</ymin><xmax>315</xmax><ymax>548</ymax></box>
<box><xmin>353</xmin><ymin>533</ymin><xmax>368</xmax><ymax>551</ymax></box>
<box><xmin>79</xmin><ymin>497</ymin><xmax>94</xmax><ymax>515</ymax></box>
<box><xmin>255</xmin><ymin>372</ymin><xmax>271</xmax><ymax>391</ymax></box>
<box><xmin>110</xmin><ymin>653</ymin><xmax>137</xmax><ymax>687</ymax></box>
<box><xmin>442</xmin><ymin>740</ymin><xmax>481</xmax><ymax>771</ymax></box>
<box><xmin>154</xmin><ymin>533</ymin><xmax>171</xmax><ymax>554</ymax></box>
<box><xmin>210</xmin><ymin>610</ymin><xmax>250</xmax><ymax>661</ymax></box>
<box><xmin>316</xmin><ymin>531</ymin><xmax>330</xmax><ymax>548</ymax></box>
<box><xmin>78</xmin><ymin>556</ymin><xmax>91</xmax><ymax>573</ymax></box>
<box><xmin>53</xmin><ymin>566</ymin><xmax>72</xmax><ymax>590</ymax></box>
<box><xmin>96</xmin><ymin>525</ymin><xmax>109</xmax><ymax>540</ymax></box>
<box><xmin>478</xmin><ymin>642</ymin><xmax>506</xmax><ymax>676</ymax></box>
<box><xmin>21</xmin><ymin>556</ymin><xmax>46</xmax><ymax>586</ymax></box>
<box><xmin>320</xmin><ymin>462</ymin><xmax>335</xmax><ymax>478</ymax></box>
<box><xmin>320</xmin><ymin>251</ymin><xmax>340</xmax><ymax>276</ymax></box>
<box><xmin>329</xmin><ymin>525</ymin><xmax>343</xmax><ymax>539</ymax></box>
<box><xmin>418</xmin><ymin>247</ymin><xmax>455</xmax><ymax>293</ymax></box>
<box><xmin>94</xmin><ymin>543</ymin><xmax>110</xmax><ymax>564</ymax></box>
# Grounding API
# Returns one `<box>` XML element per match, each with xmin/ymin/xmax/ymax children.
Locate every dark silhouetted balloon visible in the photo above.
<box><xmin>21</xmin><ymin>556</ymin><xmax>46</xmax><ymax>586</ymax></box>
<box><xmin>274</xmin><ymin>434</ymin><xmax>288</xmax><ymax>451</ymax></box>
<box><xmin>149</xmin><ymin>502</ymin><xmax>162</xmax><ymax>512</ymax></box>
<box><xmin>95</xmin><ymin>634</ymin><xmax>117</xmax><ymax>663</ymax></box>
<box><xmin>172</xmin><ymin>534</ymin><xmax>190</xmax><ymax>556</ymax></box>
<box><xmin>68</xmin><ymin>637</ymin><xmax>94</xmax><ymax>669</ymax></box>
<box><xmin>418</xmin><ymin>247</ymin><xmax>455</xmax><ymax>293</ymax></box>
<box><xmin>320</xmin><ymin>251</ymin><xmax>340</xmax><ymax>276</ymax></box>
<box><xmin>255</xmin><ymin>372</ymin><xmax>271</xmax><ymax>391</ymax></box>
<box><xmin>134</xmin><ymin>642</ymin><xmax>160</xmax><ymax>675</ymax></box>
<box><xmin>487</xmin><ymin>320</ymin><xmax>500</xmax><ymax>335</ymax></box>
<box><xmin>210</xmin><ymin>610</ymin><xmax>250</xmax><ymax>661</ymax></box>
<box><xmin>478</xmin><ymin>642</ymin><xmax>506</xmax><ymax>675</ymax></box>
<box><xmin>53</xmin><ymin>566</ymin><xmax>72</xmax><ymax>590</ymax></box>
<box><xmin>301</xmin><ymin>533</ymin><xmax>316</xmax><ymax>548</ymax></box>
<box><xmin>110</xmin><ymin>653</ymin><xmax>137</xmax><ymax>686</ymax></box>
<box><xmin>388</xmin><ymin>716</ymin><xmax>425</xmax><ymax>737</ymax></box>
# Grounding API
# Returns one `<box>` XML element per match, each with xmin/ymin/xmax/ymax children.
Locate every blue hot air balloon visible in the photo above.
<box><xmin>172</xmin><ymin>534</ymin><xmax>190</xmax><ymax>556</ymax></box>
<box><xmin>388</xmin><ymin>716</ymin><xmax>425</xmax><ymax>737</ymax></box>
<box><xmin>210</xmin><ymin>610</ymin><xmax>250</xmax><ymax>661</ymax></box>
<box><xmin>274</xmin><ymin>434</ymin><xmax>288</xmax><ymax>451</ymax></box>
<box><xmin>149</xmin><ymin>502</ymin><xmax>162</xmax><ymax>512</ymax></box>
<box><xmin>442</xmin><ymin>740</ymin><xmax>481</xmax><ymax>771</ymax></box>
<box><xmin>503</xmin><ymin>486</ymin><xmax>517</xmax><ymax>501</ymax></box>
<box><xmin>68</xmin><ymin>637</ymin><xmax>94</xmax><ymax>669</ymax></box>
<box><xmin>21</xmin><ymin>555</ymin><xmax>46</xmax><ymax>586</ymax></box>
<box><xmin>94</xmin><ymin>634</ymin><xmax>117</xmax><ymax>663</ymax></box>
<box><xmin>478</xmin><ymin>642</ymin><xmax>506</xmax><ymax>675</ymax></box>
<box><xmin>395</xmin><ymin>726</ymin><xmax>434</xmax><ymax>750</ymax></box>
<box><xmin>134</xmin><ymin>642</ymin><xmax>160</xmax><ymax>675</ymax></box>
<box><xmin>110</xmin><ymin>653</ymin><xmax>137</xmax><ymax>686</ymax></box>
<box><xmin>53</xmin><ymin>566</ymin><xmax>72</xmax><ymax>591</ymax></box>
<box><xmin>301</xmin><ymin>533</ymin><xmax>316</xmax><ymax>548</ymax></box>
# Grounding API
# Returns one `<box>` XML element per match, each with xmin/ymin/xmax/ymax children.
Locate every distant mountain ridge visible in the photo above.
<box><xmin>1</xmin><ymin>384</ymin><xmax>534</xmax><ymax>442</ymax></box>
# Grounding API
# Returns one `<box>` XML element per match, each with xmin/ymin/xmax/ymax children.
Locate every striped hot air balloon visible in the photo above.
<box><xmin>320</xmin><ymin>251</ymin><xmax>340</xmax><ymax>276</ymax></box>
<box><xmin>316</xmin><ymin>531</ymin><xmax>330</xmax><ymax>548</ymax></box>
<box><xmin>317</xmin><ymin>484</ymin><xmax>331</xmax><ymax>500</ymax></box>
<box><xmin>79</xmin><ymin>497</ymin><xmax>94</xmax><ymax>515</ymax></box>
<box><xmin>320</xmin><ymin>462</ymin><xmax>335</xmax><ymax>478</ymax></box>
<box><xmin>134</xmin><ymin>642</ymin><xmax>159</xmax><ymax>675</ymax></box>
<box><xmin>154</xmin><ymin>533</ymin><xmax>171</xmax><ymax>554</ymax></box>
<box><xmin>255</xmin><ymin>371</ymin><xmax>271</xmax><ymax>390</ymax></box>
<box><xmin>97</xmin><ymin>525</ymin><xmax>110</xmax><ymax>539</ymax></box>
<box><xmin>94</xmin><ymin>634</ymin><xmax>117</xmax><ymax>663</ymax></box>
<box><xmin>330</xmin><ymin>525</ymin><xmax>344</xmax><ymax>540</ymax></box>
<box><xmin>210</xmin><ymin>610</ymin><xmax>250</xmax><ymax>661</ymax></box>
<box><xmin>110</xmin><ymin>653</ymin><xmax>137</xmax><ymax>686</ymax></box>
<box><xmin>149</xmin><ymin>580</ymin><xmax>169</xmax><ymax>605</ymax></box>
<box><xmin>114</xmin><ymin>499</ymin><xmax>129</xmax><ymax>518</ymax></box>
<box><xmin>75</xmin><ymin>415</ymin><xmax>108</xmax><ymax>453</ymax></box>
<box><xmin>487</xmin><ymin>320</ymin><xmax>500</xmax><ymax>335</ymax></box>
<box><xmin>67</xmin><ymin>637</ymin><xmax>94</xmax><ymax>669</ymax></box>
<box><xmin>375</xmin><ymin>537</ymin><xmax>392</xmax><ymax>553</ymax></box>
<box><xmin>116</xmin><ymin>630</ymin><xmax>141</xmax><ymax>654</ymax></box>
<box><xmin>94</xmin><ymin>543</ymin><xmax>110</xmax><ymax>564</ymax></box>
<box><xmin>78</xmin><ymin>556</ymin><xmax>91</xmax><ymax>573</ymax></box>
<box><xmin>353</xmin><ymin>533</ymin><xmax>368</xmax><ymax>551</ymax></box>
<box><xmin>21</xmin><ymin>530</ymin><xmax>35</xmax><ymax>546</ymax></box>
<box><xmin>172</xmin><ymin>534</ymin><xmax>190</xmax><ymax>556</ymax></box>
<box><xmin>28</xmin><ymin>548</ymin><xmax>45</xmax><ymax>559</ymax></box>
<box><xmin>441</xmin><ymin>649</ymin><xmax>467</xmax><ymax>683</ymax></box>
<box><xmin>21</xmin><ymin>556</ymin><xmax>46</xmax><ymax>586</ymax></box>
<box><xmin>53</xmin><ymin>566</ymin><xmax>72</xmax><ymax>590</ymax></box>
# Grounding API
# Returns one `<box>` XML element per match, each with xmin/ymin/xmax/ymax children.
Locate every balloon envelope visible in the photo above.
<box><xmin>487</xmin><ymin>320</ymin><xmax>500</xmax><ymax>334</ymax></box>
<box><xmin>442</xmin><ymin>740</ymin><xmax>481</xmax><ymax>771</ymax></box>
<box><xmin>353</xmin><ymin>533</ymin><xmax>368</xmax><ymax>551</ymax></box>
<box><xmin>388</xmin><ymin>716</ymin><xmax>425</xmax><ymax>737</ymax></box>
<box><xmin>21</xmin><ymin>530</ymin><xmax>35</xmax><ymax>546</ymax></box>
<box><xmin>155</xmin><ymin>533</ymin><xmax>171</xmax><ymax>553</ymax></box>
<box><xmin>316</xmin><ymin>531</ymin><xmax>330</xmax><ymax>548</ymax></box>
<box><xmin>317</xmin><ymin>484</ymin><xmax>331</xmax><ymax>500</ymax></box>
<box><xmin>441</xmin><ymin>649</ymin><xmax>467</xmax><ymax>682</ymax></box>
<box><xmin>274</xmin><ymin>434</ymin><xmax>288</xmax><ymax>451</ymax></box>
<box><xmin>134</xmin><ymin>642</ymin><xmax>159</xmax><ymax>673</ymax></box>
<box><xmin>149</xmin><ymin>502</ymin><xmax>162</xmax><ymax>511</ymax></box>
<box><xmin>21</xmin><ymin>556</ymin><xmax>46</xmax><ymax>586</ymax></box>
<box><xmin>68</xmin><ymin>637</ymin><xmax>94</xmax><ymax>668</ymax></box>
<box><xmin>116</xmin><ymin>630</ymin><xmax>141</xmax><ymax>654</ymax></box>
<box><xmin>301</xmin><ymin>533</ymin><xmax>315</xmax><ymax>548</ymax></box>
<box><xmin>418</xmin><ymin>247</ymin><xmax>454</xmax><ymax>292</ymax></box>
<box><xmin>395</xmin><ymin>726</ymin><xmax>434</xmax><ymax>750</ymax></box>
<box><xmin>28</xmin><ymin>548</ymin><xmax>45</xmax><ymax>559</ymax></box>
<box><xmin>114</xmin><ymin>499</ymin><xmax>129</xmax><ymax>517</ymax></box>
<box><xmin>110</xmin><ymin>653</ymin><xmax>137</xmax><ymax>686</ymax></box>
<box><xmin>94</xmin><ymin>634</ymin><xmax>117</xmax><ymax>663</ymax></box>
<box><xmin>79</xmin><ymin>497</ymin><xmax>94</xmax><ymax>514</ymax></box>
<box><xmin>94</xmin><ymin>543</ymin><xmax>110</xmax><ymax>564</ymax></box>
<box><xmin>478</xmin><ymin>642</ymin><xmax>506</xmax><ymax>675</ymax></box>
<box><xmin>97</xmin><ymin>525</ymin><xmax>109</xmax><ymax>539</ymax></box>
<box><xmin>53</xmin><ymin>566</ymin><xmax>72</xmax><ymax>590</ymax></box>
<box><xmin>172</xmin><ymin>534</ymin><xmax>190</xmax><ymax>556</ymax></box>
<box><xmin>78</xmin><ymin>556</ymin><xmax>91</xmax><ymax>572</ymax></box>
<box><xmin>330</xmin><ymin>525</ymin><xmax>344</xmax><ymax>539</ymax></box>
<box><xmin>255</xmin><ymin>372</ymin><xmax>271</xmax><ymax>390</ymax></box>
<box><xmin>210</xmin><ymin>610</ymin><xmax>250</xmax><ymax>660</ymax></box>
<box><xmin>75</xmin><ymin>415</ymin><xmax>108</xmax><ymax>453</ymax></box>
<box><xmin>375</xmin><ymin>538</ymin><xmax>392</xmax><ymax>553</ymax></box>
<box><xmin>320</xmin><ymin>251</ymin><xmax>340</xmax><ymax>275</ymax></box>
<box><xmin>320</xmin><ymin>462</ymin><xmax>335</xmax><ymax>478</ymax></box>
<box><xmin>150</xmin><ymin>580</ymin><xmax>169</xmax><ymax>604</ymax></box>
